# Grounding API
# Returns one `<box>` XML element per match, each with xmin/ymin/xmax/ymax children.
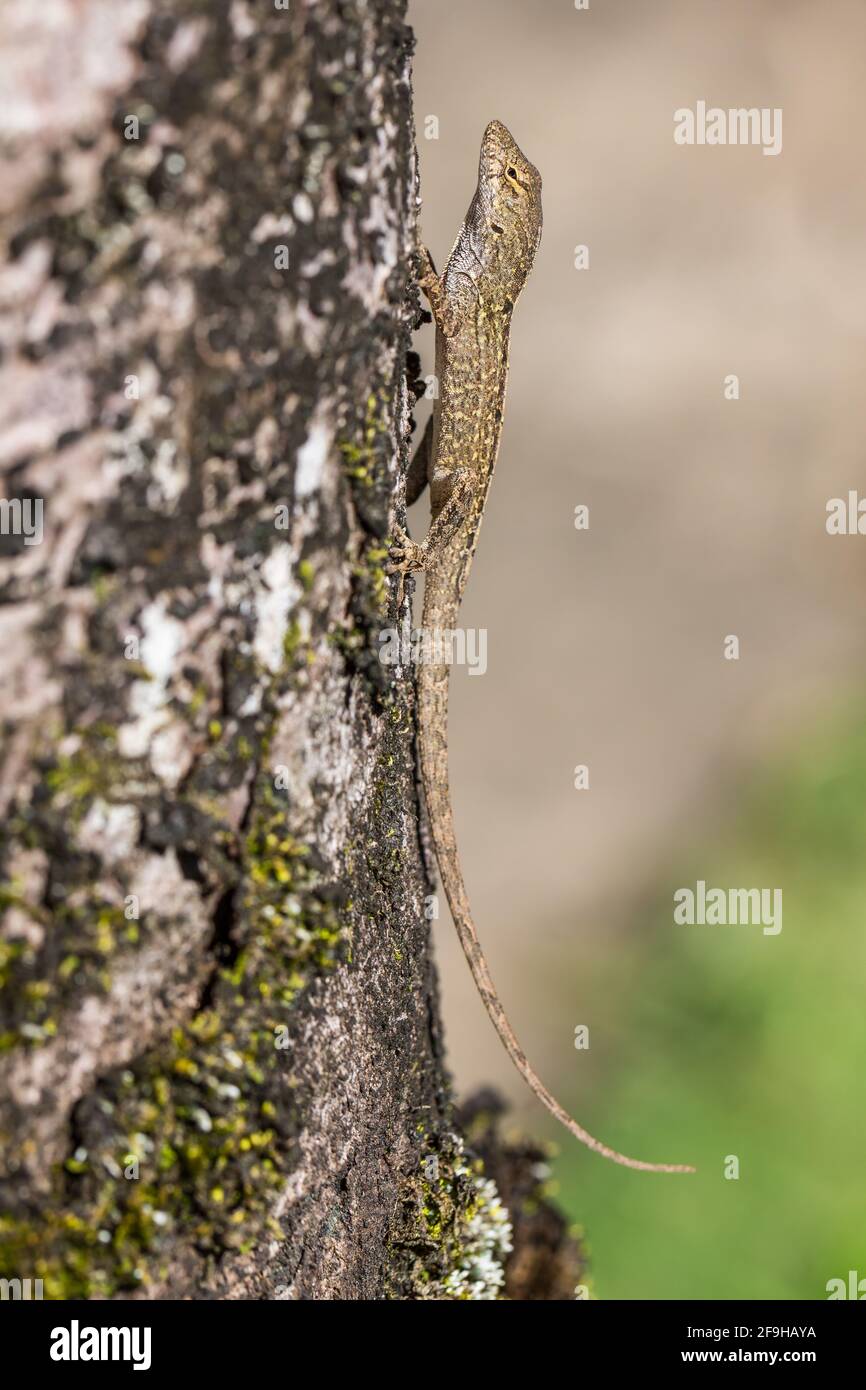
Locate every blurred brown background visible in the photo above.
<box><xmin>408</xmin><ymin>0</ymin><xmax>866</xmax><ymax>1295</ymax></box>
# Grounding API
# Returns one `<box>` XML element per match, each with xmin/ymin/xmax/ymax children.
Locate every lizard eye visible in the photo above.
<box><xmin>504</xmin><ymin>164</ymin><xmax>525</xmax><ymax>193</ymax></box>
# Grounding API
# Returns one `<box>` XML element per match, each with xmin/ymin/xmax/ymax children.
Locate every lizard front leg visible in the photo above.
<box><xmin>413</xmin><ymin>245</ymin><xmax>463</xmax><ymax>337</ymax></box>
<box><xmin>413</xmin><ymin>245</ymin><xmax>444</xmax><ymax>322</ymax></box>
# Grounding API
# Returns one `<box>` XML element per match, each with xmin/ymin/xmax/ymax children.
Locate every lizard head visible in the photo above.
<box><xmin>475</xmin><ymin>120</ymin><xmax>543</xmax><ymax>300</ymax></box>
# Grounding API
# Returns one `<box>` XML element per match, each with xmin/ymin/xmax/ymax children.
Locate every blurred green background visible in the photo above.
<box><xmin>553</xmin><ymin>701</ymin><xmax>866</xmax><ymax>1299</ymax></box>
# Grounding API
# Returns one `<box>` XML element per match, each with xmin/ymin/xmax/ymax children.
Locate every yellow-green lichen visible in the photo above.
<box><xmin>338</xmin><ymin>392</ymin><xmax>389</xmax><ymax>485</ymax></box>
<box><xmin>242</xmin><ymin>795</ymin><xmax>347</xmax><ymax>1006</ymax></box>
<box><xmin>0</xmin><ymin>773</ymin><xmax>348</xmax><ymax>1295</ymax></box>
<box><xmin>0</xmin><ymin>1009</ymin><xmax>290</xmax><ymax>1297</ymax></box>
<box><xmin>44</xmin><ymin>735</ymin><xmax>131</xmax><ymax>821</ymax></box>
<box><xmin>0</xmin><ymin>891</ymin><xmax>132</xmax><ymax>1048</ymax></box>
<box><xmin>0</xmin><ymin>788</ymin><xmax>347</xmax><ymax>1298</ymax></box>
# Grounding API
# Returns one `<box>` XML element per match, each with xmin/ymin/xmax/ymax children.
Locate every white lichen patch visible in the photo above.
<box><xmin>146</xmin><ymin>436</ymin><xmax>188</xmax><ymax>512</ymax></box>
<box><xmin>166</xmin><ymin>17</ymin><xmax>208</xmax><ymax>73</ymax></box>
<box><xmin>300</xmin><ymin>248</ymin><xmax>337</xmax><ymax>279</ymax></box>
<box><xmin>441</xmin><ymin>1172</ymin><xmax>513</xmax><ymax>1300</ymax></box>
<box><xmin>77</xmin><ymin>799</ymin><xmax>140</xmax><ymax>865</ymax></box>
<box><xmin>139</xmin><ymin>598</ymin><xmax>185</xmax><ymax>686</ymax></box>
<box><xmin>292</xmin><ymin>193</ymin><xmax>314</xmax><ymax>225</ymax></box>
<box><xmin>296</xmin><ymin>414</ymin><xmax>332</xmax><ymax>499</ymax></box>
<box><xmin>252</xmin><ymin>543</ymin><xmax>299</xmax><ymax>674</ymax></box>
<box><xmin>436</xmin><ymin>1141</ymin><xmax>513</xmax><ymax>1302</ymax></box>
<box><xmin>148</xmin><ymin>719</ymin><xmax>195</xmax><ymax>787</ymax></box>
<box><xmin>230</xmin><ymin>0</ymin><xmax>257</xmax><ymax>42</ymax></box>
<box><xmin>118</xmin><ymin>598</ymin><xmax>187</xmax><ymax>763</ymax></box>
<box><xmin>105</xmin><ymin>361</ymin><xmax>171</xmax><ymax>483</ymax></box>
<box><xmin>251</xmin><ymin>211</ymin><xmax>294</xmax><ymax>244</ymax></box>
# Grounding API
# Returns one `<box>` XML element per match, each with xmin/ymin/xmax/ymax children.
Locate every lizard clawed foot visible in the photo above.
<box><xmin>387</xmin><ymin>526</ymin><xmax>427</xmax><ymax>607</ymax></box>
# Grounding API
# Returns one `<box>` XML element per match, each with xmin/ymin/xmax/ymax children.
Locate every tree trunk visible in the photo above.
<box><xmin>0</xmin><ymin>0</ymin><xmax>581</xmax><ymax>1300</ymax></box>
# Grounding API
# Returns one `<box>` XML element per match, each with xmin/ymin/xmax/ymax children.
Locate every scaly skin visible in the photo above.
<box><xmin>391</xmin><ymin>121</ymin><xmax>694</xmax><ymax>1173</ymax></box>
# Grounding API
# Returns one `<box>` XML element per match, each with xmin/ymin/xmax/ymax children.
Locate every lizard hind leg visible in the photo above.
<box><xmin>386</xmin><ymin>528</ymin><xmax>428</xmax><ymax>609</ymax></box>
<box><xmin>388</xmin><ymin>468</ymin><xmax>474</xmax><ymax>608</ymax></box>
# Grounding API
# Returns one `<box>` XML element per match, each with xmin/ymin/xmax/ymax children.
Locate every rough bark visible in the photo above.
<box><xmin>0</xmin><ymin>0</ymin><xmax>581</xmax><ymax>1300</ymax></box>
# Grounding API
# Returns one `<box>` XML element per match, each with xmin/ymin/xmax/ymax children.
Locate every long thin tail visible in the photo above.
<box><xmin>418</xmin><ymin>659</ymin><xmax>694</xmax><ymax>1174</ymax></box>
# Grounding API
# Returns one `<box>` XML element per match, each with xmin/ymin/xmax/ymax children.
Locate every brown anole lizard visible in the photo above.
<box><xmin>390</xmin><ymin>120</ymin><xmax>694</xmax><ymax>1173</ymax></box>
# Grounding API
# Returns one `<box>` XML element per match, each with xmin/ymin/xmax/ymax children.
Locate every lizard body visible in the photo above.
<box><xmin>391</xmin><ymin>121</ymin><xmax>693</xmax><ymax>1173</ymax></box>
